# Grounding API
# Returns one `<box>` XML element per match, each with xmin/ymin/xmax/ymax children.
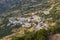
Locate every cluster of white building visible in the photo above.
<box><xmin>7</xmin><ymin>15</ymin><xmax>40</xmax><ymax>26</ymax></box>
<box><xmin>7</xmin><ymin>15</ymin><xmax>48</xmax><ymax>31</ymax></box>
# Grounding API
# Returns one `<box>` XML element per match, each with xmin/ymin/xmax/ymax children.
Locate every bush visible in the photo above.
<box><xmin>12</xmin><ymin>29</ymin><xmax>48</xmax><ymax>40</ymax></box>
<box><xmin>12</xmin><ymin>25</ymin><xmax>60</xmax><ymax>40</ymax></box>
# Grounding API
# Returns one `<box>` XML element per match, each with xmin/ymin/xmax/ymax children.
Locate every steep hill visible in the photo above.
<box><xmin>0</xmin><ymin>0</ymin><xmax>60</xmax><ymax>40</ymax></box>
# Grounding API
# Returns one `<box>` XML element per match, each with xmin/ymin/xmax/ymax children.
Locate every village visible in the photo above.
<box><xmin>7</xmin><ymin>10</ymin><xmax>50</xmax><ymax>32</ymax></box>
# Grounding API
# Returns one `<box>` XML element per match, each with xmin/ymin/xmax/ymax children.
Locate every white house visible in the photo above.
<box><xmin>31</xmin><ymin>15</ymin><xmax>41</xmax><ymax>22</ymax></box>
<box><xmin>34</xmin><ymin>23</ymin><xmax>43</xmax><ymax>31</ymax></box>
<box><xmin>43</xmin><ymin>10</ymin><xmax>50</xmax><ymax>15</ymax></box>
<box><xmin>22</xmin><ymin>22</ymin><xmax>31</xmax><ymax>28</ymax></box>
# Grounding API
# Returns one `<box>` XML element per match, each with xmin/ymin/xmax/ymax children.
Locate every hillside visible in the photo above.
<box><xmin>0</xmin><ymin>0</ymin><xmax>50</xmax><ymax>13</ymax></box>
<box><xmin>0</xmin><ymin>0</ymin><xmax>60</xmax><ymax>40</ymax></box>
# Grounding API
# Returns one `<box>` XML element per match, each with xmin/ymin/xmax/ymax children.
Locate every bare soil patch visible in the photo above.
<box><xmin>49</xmin><ymin>33</ymin><xmax>60</xmax><ymax>40</ymax></box>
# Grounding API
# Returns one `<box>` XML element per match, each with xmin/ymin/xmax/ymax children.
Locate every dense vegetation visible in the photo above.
<box><xmin>0</xmin><ymin>0</ymin><xmax>49</xmax><ymax>13</ymax></box>
<box><xmin>12</xmin><ymin>24</ymin><xmax>60</xmax><ymax>40</ymax></box>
